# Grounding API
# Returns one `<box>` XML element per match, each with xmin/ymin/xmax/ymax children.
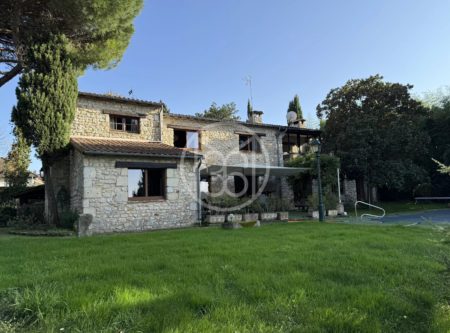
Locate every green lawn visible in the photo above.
<box><xmin>350</xmin><ymin>201</ymin><xmax>449</xmax><ymax>216</ymax></box>
<box><xmin>0</xmin><ymin>223</ymin><xmax>449</xmax><ymax>332</ymax></box>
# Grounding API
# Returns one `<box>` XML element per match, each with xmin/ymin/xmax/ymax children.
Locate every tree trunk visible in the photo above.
<box><xmin>44</xmin><ymin>162</ymin><xmax>59</xmax><ymax>226</ymax></box>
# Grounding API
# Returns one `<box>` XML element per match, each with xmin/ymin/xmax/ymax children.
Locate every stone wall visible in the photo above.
<box><xmin>163</xmin><ymin>116</ymin><xmax>283</xmax><ymax>167</ymax></box>
<box><xmin>79</xmin><ymin>154</ymin><xmax>199</xmax><ymax>234</ymax></box>
<box><xmin>342</xmin><ymin>179</ymin><xmax>357</xmax><ymax>204</ymax></box>
<box><xmin>72</xmin><ymin>97</ymin><xmax>162</xmax><ymax>141</ymax></box>
<box><xmin>69</xmin><ymin>149</ymin><xmax>84</xmax><ymax>213</ymax></box>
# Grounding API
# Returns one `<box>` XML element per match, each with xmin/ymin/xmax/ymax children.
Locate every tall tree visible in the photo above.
<box><xmin>287</xmin><ymin>95</ymin><xmax>303</xmax><ymax>120</ymax></box>
<box><xmin>247</xmin><ymin>99</ymin><xmax>253</xmax><ymax>120</ymax></box>
<box><xmin>195</xmin><ymin>102</ymin><xmax>240</xmax><ymax>120</ymax></box>
<box><xmin>0</xmin><ymin>0</ymin><xmax>143</xmax><ymax>87</ymax></box>
<box><xmin>317</xmin><ymin>75</ymin><xmax>430</xmax><ymax>200</ymax></box>
<box><xmin>423</xmin><ymin>96</ymin><xmax>450</xmax><ymax>194</ymax></box>
<box><xmin>12</xmin><ymin>35</ymin><xmax>78</xmax><ymax>224</ymax></box>
<box><xmin>4</xmin><ymin>127</ymin><xmax>30</xmax><ymax>189</ymax></box>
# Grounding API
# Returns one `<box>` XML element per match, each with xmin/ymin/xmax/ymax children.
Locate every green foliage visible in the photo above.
<box><xmin>413</xmin><ymin>183</ymin><xmax>433</xmax><ymax>197</ymax></box>
<box><xmin>422</xmin><ymin>97</ymin><xmax>450</xmax><ymax>194</ymax></box>
<box><xmin>59</xmin><ymin>210</ymin><xmax>79</xmax><ymax>230</ymax></box>
<box><xmin>0</xmin><ymin>0</ymin><xmax>143</xmax><ymax>85</ymax></box>
<box><xmin>0</xmin><ymin>224</ymin><xmax>448</xmax><ymax>332</ymax></box>
<box><xmin>9</xmin><ymin>202</ymin><xmax>46</xmax><ymax>227</ymax></box>
<box><xmin>324</xmin><ymin>187</ymin><xmax>338</xmax><ymax>210</ymax></box>
<box><xmin>195</xmin><ymin>102</ymin><xmax>240</xmax><ymax>120</ymax></box>
<box><xmin>317</xmin><ymin>75</ymin><xmax>430</xmax><ymax>195</ymax></box>
<box><xmin>3</xmin><ymin>128</ymin><xmax>30</xmax><ymax>189</ymax></box>
<box><xmin>12</xmin><ymin>35</ymin><xmax>78</xmax><ymax>158</ymax></box>
<box><xmin>287</xmin><ymin>94</ymin><xmax>303</xmax><ymax>119</ymax></box>
<box><xmin>0</xmin><ymin>207</ymin><xmax>16</xmax><ymax>227</ymax></box>
<box><xmin>247</xmin><ymin>99</ymin><xmax>252</xmax><ymax>119</ymax></box>
<box><xmin>286</xmin><ymin>153</ymin><xmax>340</xmax><ymax>196</ymax></box>
<box><xmin>307</xmin><ymin>193</ymin><xmax>319</xmax><ymax>210</ymax></box>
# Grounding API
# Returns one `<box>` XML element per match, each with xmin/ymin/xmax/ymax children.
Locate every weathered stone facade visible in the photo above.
<box><xmin>48</xmin><ymin>93</ymin><xmax>320</xmax><ymax>234</ymax></box>
<box><xmin>73</xmin><ymin>96</ymin><xmax>162</xmax><ymax>141</ymax></box>
<box><xmin>71</xmin><ymin>154</ymin><xmax>198</xmax><ymax>234</ymax></box>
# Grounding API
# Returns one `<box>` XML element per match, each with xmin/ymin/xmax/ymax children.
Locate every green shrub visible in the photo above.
<box><xmin>307</xmin><ymin>193</ymin><xmax>319</xmax><ymax>211</ymax></box>
<box><xmin>9</xmin><ymin>202</ymin><xmax>45</xmax><ymax>227</ymax></box>
<box><xmin>59</xmin><ymin>210</ymin><xmax>79</xmax><ymax>230</ymax></box>
<box><xmin>413</xmin><ymin>183</ymin><xmax>432</xmax><ymax>197</ymax></box>
<box><xmin>0</xmin><ymin>207</ymin><xmax>17</xmax><ymax>227</ymax></box>
<box><xmin>324</xmin><ymin>188</ymin><xmax>338</xmax><ymax>210</ymax></box>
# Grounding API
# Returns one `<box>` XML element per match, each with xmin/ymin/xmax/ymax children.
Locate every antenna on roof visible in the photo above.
<box><xmin>243</xmin><ymin>75</ymin><xmax>253</xmax><ymax>105</ymax></box>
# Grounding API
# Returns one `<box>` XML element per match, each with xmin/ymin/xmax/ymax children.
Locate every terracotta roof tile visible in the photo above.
<box><xmin>70</xmin><ymin>137</ymin><xmax>199</xmax><ymax>159</ymax></box>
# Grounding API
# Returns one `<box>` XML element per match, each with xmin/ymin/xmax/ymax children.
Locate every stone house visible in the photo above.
<box><xmin>50</xmin><ymin>92</ymin><xmax>321</xmax><ymax>234</ymax></box>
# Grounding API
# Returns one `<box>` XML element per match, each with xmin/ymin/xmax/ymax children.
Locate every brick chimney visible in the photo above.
<box><xmin>248</xmin><ymin>110</ymin><xmax>263</xmax><ymax>124</ymax></box>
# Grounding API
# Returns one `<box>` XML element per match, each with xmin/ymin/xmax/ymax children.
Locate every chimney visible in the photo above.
<box><xmin>248</xmin><ymin>110</ymin><xmax>263</xmax><ymax>124</ymax></box>
<box><xmin>288</xmin><ymin>118</ymin><xmax>306</xmax><ymax>128</ymax></box>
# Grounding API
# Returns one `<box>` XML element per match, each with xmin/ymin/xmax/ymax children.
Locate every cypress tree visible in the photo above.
<box><xmin>12</xmin><ymin>34</ymin><xmax>78</xmax><ymax>225</ymax></box>
<box><xmin>247</xmin><ymin>99</ymin><xmax>253</xmax><ymax>119</ymax></box>
<box><xmin>287</xmin><ymin>94</ymin><xmax>303</xmax><ymax>120</ymax></box>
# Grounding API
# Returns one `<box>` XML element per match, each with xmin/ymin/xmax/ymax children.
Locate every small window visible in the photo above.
<box><xmin>110</xmin><ymin>115</ymin><xmax>140</xmax><ymax>133</ymax></box>
<box><xmin>239</xmin><ymin>135</ymin><xmax>261</xmax><ymax>152</ymax></box>
<box><xmin>128</xmin><ymin>168</ymin><xmax>165</xmax><ymax>200</ymax></box>
<box><xmin>173</xmin><ymin>129</ymin><xmax>200</xmax><ymax>149</ymax></box>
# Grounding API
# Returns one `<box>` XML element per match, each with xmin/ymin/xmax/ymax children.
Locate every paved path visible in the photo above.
<box><xmin>380</xmin><ymin>209</ymin><xmax>450</xmax><ymax>224</ymax></box>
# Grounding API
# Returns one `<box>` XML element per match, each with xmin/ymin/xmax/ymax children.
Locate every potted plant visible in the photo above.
<box><xmin>203</xmin><ymin>196</ymin><xmax>226</xmax><ymax>224</ymax></box>
<box><xmin>307</xmin><ymin>193</ymin><xmax>319</xmax><ymax>219</ymax></box>
<box><xmin>270</xmin><ymin>197</ymin><xmax>290</xmax><ymax>221</ymax></box>
<box><xmin>259</xmin><ymin>198</ymin><xmax>278</xmax><ymax>221</ymax></box>
<box><xmin>324</xmin><ymin>188</ymin><xmax>338</xmax><ymax>217</ymax></box>
<box><xmin>243</xmin><ymin>200</ymin><xmax>260</xmax><ymax>222</ymax></box>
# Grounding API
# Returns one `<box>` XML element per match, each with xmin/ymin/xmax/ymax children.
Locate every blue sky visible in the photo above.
<box><xmin>1</xmin><ymin>0</ymin><xmax>450</xmax><ymax>171</ymax></box>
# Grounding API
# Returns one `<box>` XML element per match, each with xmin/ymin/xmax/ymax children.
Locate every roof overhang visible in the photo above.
<box><xmin>200</xmin><ymin>164</ymin><xmax>309</xmax><ymax>177</ymax></box>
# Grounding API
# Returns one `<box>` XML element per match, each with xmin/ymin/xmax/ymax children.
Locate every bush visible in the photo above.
<box><xmin>9</xmin><ymin>202</ymin><xmax>45</xmax><ymax>227</ymax></box>
<box><xmin>413</xmin><ymin>183</ymin><xmax>432</xmax><ymax>197</ymax></box>
<box><xmin>0</xmin><ymin>207</ymin><xmax>17</xmax><ymax>227</ymax></box>
<box><xmin>307</xmin><ymin>194</ymin><xmax>319</xmax><ymax>211</ymax></box>
<box><xmin>324</xmin><ymin>188</ymin><xmax>338</xmax><ymax>210</ymax></box>
<box><xmin>59</xmin><ymin>210</ymin><xmax>79</xmax><ymax>230</ymax></box>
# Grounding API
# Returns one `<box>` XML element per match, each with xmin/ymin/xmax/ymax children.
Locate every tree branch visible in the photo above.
<box><xmin>0</xmin><ymin>63</ymin><xmax>22</xmax><ymax>87</ymax></box>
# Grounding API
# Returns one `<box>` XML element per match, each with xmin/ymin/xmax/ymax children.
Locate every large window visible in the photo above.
<box><xmin>239</xmin><ymin>135</ymin><xmax>261</xmax><ymax>152</ymax></box>
<box><xmin>110</xmin><ymin>115</ymin><xmax>140</xmax><ymax>133</ymax></box>
<box><xmin>128</xmin><ymin>168</ymin><xmax>165</xmax><ymax>200</ymax></box>
<box><xmin>173</xmin><ymin>129</ymin><xmax>200</xmax><ymax>149</ymax></box>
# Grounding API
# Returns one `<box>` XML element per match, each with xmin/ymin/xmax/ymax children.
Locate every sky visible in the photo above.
<box><xmin>1</xmin><ymin>0</ymin><xmax>450</xmax><ymax>171</ymax></box>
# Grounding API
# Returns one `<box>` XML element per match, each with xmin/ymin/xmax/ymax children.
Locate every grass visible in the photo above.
<box><xmin>349</xmin><ymin>201</ymin><xmax>449</xmax><ymax>217</ymax></box>
<box><xmin>0</xmin><ymin>223</ymin><xmax>449</xmax><ymax>332</ymax></box>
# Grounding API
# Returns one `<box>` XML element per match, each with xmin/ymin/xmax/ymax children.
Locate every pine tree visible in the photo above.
<box><xmin>4</xmin><ymin>127</ymin><xmax>31</xmax><ymax>189</ymax></box>
<box><xmin>287</xmin><ymin>94</ymin><xmax>303</xmax><ymax>120</ymax></box>
<box><xmin>12</xmin><ymin>34</ymin><xmax>78</xmax><ymax>225</ymax></box>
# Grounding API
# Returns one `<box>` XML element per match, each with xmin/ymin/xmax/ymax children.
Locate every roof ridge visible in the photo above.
<box><xmin>78</xmin><ymin>91</ymin><xmax>164</xmax><ymax>107</ymax></box>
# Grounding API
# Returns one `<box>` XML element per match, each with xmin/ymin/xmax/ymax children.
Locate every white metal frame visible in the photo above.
<box><xmin>354</xmin><ymin>201</ymin><xmax>385</xmax><ymax>220</ymax></box>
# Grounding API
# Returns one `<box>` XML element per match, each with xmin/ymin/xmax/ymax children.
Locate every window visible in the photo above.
<box><xmin>239</xmin><ymin>135</ymin><xmax>261</xmax><ymax>152</ymax></box>
<box><xmin>173</xmin><ymin>129</ymin><xmax>200</xmax><ymax>149</ymax></box>
<box><xmin>110</xmin><ymin>115</ymin><xmax>140</xmax><ymax>133</ymax></box>
<box><xmin>128</xmin><ymin>168</ymin><xmax>165</xmax><ymax>200</ymax></box>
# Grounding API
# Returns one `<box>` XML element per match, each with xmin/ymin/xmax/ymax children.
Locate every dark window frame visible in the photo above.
<box><xmin>110</xmin><ymin>115</ymin><xmax>140</xmax><ymax>134</ymax></box>
<box><xmin>173</xmin><ymin>128</ymin><xmax>201</xmax><ymax>150</ymax></box>
<box><xmin>128</xmin><ymin>168</ymin><xmax>166</xmax><ymax>201</ymax></box>
<box><xmin>239</xmin><ymin>134</ymin><xmax>261</xmax><ymax>153</ymax></box>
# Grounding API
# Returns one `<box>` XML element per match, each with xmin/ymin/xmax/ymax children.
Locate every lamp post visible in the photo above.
<box><xmin>310</xmin><ymin>138</ymin><xmax>325</xmax><ymax>222</ymax></box>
